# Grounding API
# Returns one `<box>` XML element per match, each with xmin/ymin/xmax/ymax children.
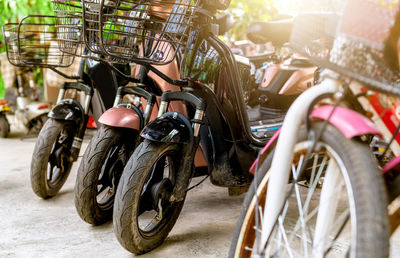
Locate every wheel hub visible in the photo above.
<box><xmin>150</xmin><ymin>178</ymin><xmax>173</xmax><ymax>210</ymax></box>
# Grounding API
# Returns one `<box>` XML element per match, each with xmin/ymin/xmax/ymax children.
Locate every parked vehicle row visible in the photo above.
<box><xmin>2</xmin><ymin>0</ymin><xmax>400</xmax><ymax>257</ymax></box>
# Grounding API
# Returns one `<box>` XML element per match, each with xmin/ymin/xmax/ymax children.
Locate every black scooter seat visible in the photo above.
<box><xmin>247</xmin><ymin>19</ymin><xmax>293</xmax><ymax>46</ymax></box>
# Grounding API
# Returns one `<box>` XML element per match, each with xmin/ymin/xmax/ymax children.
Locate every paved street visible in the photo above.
<box><xmin>1</xmin><ymin>119</ymin><xmax>400</xmax><ymax>257</ymax></box>
<box><xmin>0</xmin><ymin>121</ymin><xmax>244</xmax><ymax>258</ymax></box>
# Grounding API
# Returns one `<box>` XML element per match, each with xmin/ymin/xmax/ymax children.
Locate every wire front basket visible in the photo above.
<box><xmin>290</xmin><ymin>0</ymin><xmax>400</xmax><ymax>95</ymax></box>
<box><xmin>52</xmin><ymin>0</ymin><xmax>84</xmax><ymax>56</ymax></box>
<box><xmin>82</xmin><ymin>0</ymin><xmax>199</xmax><ymax>65</ymax></box>
<box><xmin>2</xmin><ymin>15</ymin><xmax>76</xmax><ymax>68</ymax></box>
<box><xmin>81</xmin><ymin>0</ymin><xmax>107</xmax><ymax>55</ymax></box>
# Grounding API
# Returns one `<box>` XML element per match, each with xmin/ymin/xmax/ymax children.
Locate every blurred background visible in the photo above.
<box><xmin>0</xmin><ymin>0</ymin><xmax>341</xmax><ymax>98</ymax></box>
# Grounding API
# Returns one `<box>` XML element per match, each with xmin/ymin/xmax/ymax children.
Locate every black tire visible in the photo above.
<box><xmin>113</xmin><ymin>140</ymin><xmax>185</xmax><ymax>254</ymax></box>
<box><xmin>0</xmin><ymin>114</ymin><xmax>10</xmax><ymax>138</ymax></box>
<box><xmin>30</xmin><ymin>118</ymin><xmax>76</xmax><ymax>199</ymax></box>
<box><xmin>74</xmin><ymin>125</ymin><xmax>136</xmax><ymax>225</ymax></box>
<box><xmin>230</xmin><ymin>123</ymin><xmax>389</xmax><ymax>258</ymax></box>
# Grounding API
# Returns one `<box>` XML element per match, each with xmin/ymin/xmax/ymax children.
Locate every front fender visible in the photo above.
<box><xmin>311</xmin><ymin>105</ymin><xmax>380</xmax><ymax>138</ymax></box>
<box><xmin>98</xmin><ymin>105</ymin><xmax>142</xmax><ymax>130</ymax></box>
<box><xmin>48</xmin><ymin>99</ymin><xmax>83</xmax><ymax>121</ymax></box>
<box><xmin>250</xmin><ymin>105</ymin><xmax>380</xmax><ymax>174</ymax></box>
<box><xmin>141</xmin><ymin>112</ymin><xmax>193</xmax><ymax>144</ymax></box>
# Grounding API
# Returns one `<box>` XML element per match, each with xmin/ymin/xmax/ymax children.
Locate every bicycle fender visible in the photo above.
<box><xmin>140</xmin><ymin>112</ymin><xmax>193</xmax><ymax>144</ymax></box>
<box><xmin>311</xmin><ymin>105</ymin><xmax>381</xmax><ymax>138</ymax></box>
<box><xmin>250</xmin><ymin>128</ymin><xmax>281</xmax><ymax>174</ymax></box>
<box><xmin>250</xmin><ymin>105</ymin><xmax>380</xmax><ymax>174</ymax></box>
<box><xmin>98</xmin><ymin>106</ymin><xmax>142</xmax><ymax>130</ymax></box>
<box><xmin>48</xmin><ymin>99</ymin><xmax>83</xmax><ymax>121</ymax></box>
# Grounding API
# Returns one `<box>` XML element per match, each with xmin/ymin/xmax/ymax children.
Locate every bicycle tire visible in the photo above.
<box><xmin>230</xmin><ymin>122</ymin><xmax>389</xmax><ymax>258</ymax></box>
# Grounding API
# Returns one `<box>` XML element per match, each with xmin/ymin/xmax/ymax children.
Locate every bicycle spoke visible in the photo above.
<box><xmin>302</xmin><ymin>155</ymin><xmax>328</xmax><ymax>215</ymax></box>
<box><xmin>291</xmin><ymin>155</ymin><xmax>311</xmax><ymax>257</ymax></box>
<box><xmin>309</xmin><ymin>153</ymin><xmax>319</xmax><ymax>188</ymax></box>
<box><xmin>276</xmin><ymin>201</ymin><xmax>289</xmax><ymax>255</ymax></box>
<box><xmin>277</xmin><ymin>215</ymin><xmax>296</xmax><ymax>258</ymax></box>
<box><xmin>287</xmin><ymin>155</ymin><xmax>327</xmax><ymax>246</ymax></box>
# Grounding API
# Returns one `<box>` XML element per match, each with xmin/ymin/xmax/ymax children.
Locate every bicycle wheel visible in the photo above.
<box><xmin>230</xmin><ymin>122</ymin><xmax>389</xmax><ymax>258</ymax></box>
<box><xmin>30</xmin><ymin>118</ymin><xmax>76</xmax><ymax>198</ymax></box>
<box><xmin>113</xmin><ymin>140</ymin><xmax>184</xmax><ymax>254</ymax></box>
<box><xmin>74</xmin><ymin>125</ymin><xmax>136</xmax><ymax>225</ymax></box>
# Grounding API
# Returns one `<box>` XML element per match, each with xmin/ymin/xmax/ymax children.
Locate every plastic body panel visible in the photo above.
<box><xmin>48</xmin><ymin>99</ymin><xmax>83</xmax><ymax>122</ymax></box>
<box><xmin>98</xmin><ymin>106</ymin><xmax>141</xmax><ymax>130</ymax></box>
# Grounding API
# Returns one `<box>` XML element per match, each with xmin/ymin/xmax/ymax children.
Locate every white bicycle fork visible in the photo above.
<box><xmin>258</xmin><ymin>77</ymin><xmax>342</xmax><ymax>253</ymax></box>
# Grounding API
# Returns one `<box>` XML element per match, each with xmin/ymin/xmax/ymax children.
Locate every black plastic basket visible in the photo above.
<box><xmin>2</xmin><ymin>15</ymin><xmax>76</xmax><ymax>68</ymax></box>
<box><xmin>82</xmin><ymin>0</ymin><xmax>199</xmax><ymax>65</ymax></box>
<box><xmin>290</xmin><ymin>0</ymin><xmax>400</xmax><ymax>96</ymax></box>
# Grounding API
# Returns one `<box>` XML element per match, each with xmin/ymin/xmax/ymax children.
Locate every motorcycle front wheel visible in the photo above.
<box><xmin>113</xmin><ymin>140</ymin><xmax>184</xmax><ymax>254</ymax></box>
<box><xmin>74</xmin><ymin>125</ymin><xmax>137</xmax><ymax>225</ymax></box>
<box><xmin>30</xmin><ymin>118</ymin><xmax>76</xmax><ymax>198</ymax></box>
<box><xmin>230</xmin><ymin>123</ymin><xmax>389</xmax><ymax>258</ymax></box>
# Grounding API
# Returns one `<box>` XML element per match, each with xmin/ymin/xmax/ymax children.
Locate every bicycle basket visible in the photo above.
<box><xmin>2</xmin><ymin>23</ymin><xmax>22</xmax><ymax>66</ymax></box>
<box><xmin>290</xmin><ymin>0</ymin><xmax>400</xmax><ymax>95</ymax></box>
<box><xmin>82</xmin><ymin>0</ymin><xmax>199</xmax><ymax>65</ymax></box>
<box><xmin>52</xmin><ymin>0</ymin><xmax>84</xmax><ymax>56</ymax></box>
<box><xmin>2</xmin><ymin>15</ymin><xmax>76</xmax><ymax>68</ymax></box>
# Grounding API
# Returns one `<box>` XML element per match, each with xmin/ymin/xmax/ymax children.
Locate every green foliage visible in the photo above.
<box><xmin>0</xmin><ymin>0</ymin><xmax>53</xmax><ymax>47</ymax></box>
<box><xmin>227</xmin><ymin>0</ymin><xmax>278</xmax><ymax>40</ymax></box>
<box><xmin>0</xmin><ymin>77</ymin><xmax>4</xmax><ymax>98</ymax></box>
<box><xmin>0</xmin><ymin>0</ymin><xmax>53</xmax><ymax>98</ymax></box>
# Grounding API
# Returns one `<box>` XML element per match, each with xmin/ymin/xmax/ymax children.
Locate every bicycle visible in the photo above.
<box><xmin>230</xmin><ymin>2</ymin><xmax>400</xmax><ymax>257</ymax></box>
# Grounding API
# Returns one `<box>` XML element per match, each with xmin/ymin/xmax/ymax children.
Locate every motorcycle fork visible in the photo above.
<box><xmin>56</xmin><ymin>83</ymin><xmax>93</xmax><ymax>161</ymax></box>
<box><xmin>71</xmin><ymin>93</ymin><xmax>91</xmax><ymax>161</ymax></box>
<box><xmin>157</xmin><ymin>91</ymin><xmax>206</xmax><ymax>202</ymax></box>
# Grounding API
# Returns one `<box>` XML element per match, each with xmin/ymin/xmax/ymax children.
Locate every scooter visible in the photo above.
<box><xmin>73</xmin><ymin>0</ymin><xmax>192</xmax><ymax>225</ymax></box>
<box><xmin>73</xmin><ymin>83</ymin><xmax>156</xmax><ymax>225</ymax></box>
<box><xmin>111</xmin><ymin>4</ymin><xmax>317</xmax><ymax>254</ymax></box>
<box><xmin>2</xmin><ymin>14</ymin><xmax>133</xmax><ymax>199</ymax></box>
<box><xmin>74</xmin><ymin>47</ymin><xmax>187</xmax><ymax>225</ymax></box>
<box><xmin>4</xmin><ymin>67</ymin><xmax>50</xmax><ymax>135</ymax></box>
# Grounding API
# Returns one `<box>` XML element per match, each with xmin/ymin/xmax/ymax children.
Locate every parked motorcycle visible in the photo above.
<box><xmin>2</xmin><ymin>14</ymin><xmax>133</xmax><ymax>198</ymax></box>
<box><xmin>73</xmin><ymin>84</ymin><xmax>156</xmax><ymax>225</ymax></box>
<box><xmin>73</xmin><ymin>60</ymin><xmax>188</xmax><ymax>224</ymax></box>
<box><xmin>3</xmin><ymin>66</ymin><xmax>50</xmax><ymax>135</ymax></box>
<box><xmin>102</xmin><ymin>0</ymin><xmax>317</xmax><ymax>254</ymax></box>
<box><xmin>30</xmin><ymin>54</ymin><xmax>133</xmax><ymax>199</ymax></box>
<box><xmin>72</xmin><ymin>0</ymin><xmax>190</xmax><ymax>225</ymax></box>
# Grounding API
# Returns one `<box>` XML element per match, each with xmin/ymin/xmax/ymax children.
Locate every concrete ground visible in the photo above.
<box><xmin>1</xmin><ymin>119</ymin><xmax>400</xmax><ymax>258</ymax></box>
<box><xmin>0</xmin><ymin>121</ymin><xmax>245</xmax><ymax>258</ymax></box>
